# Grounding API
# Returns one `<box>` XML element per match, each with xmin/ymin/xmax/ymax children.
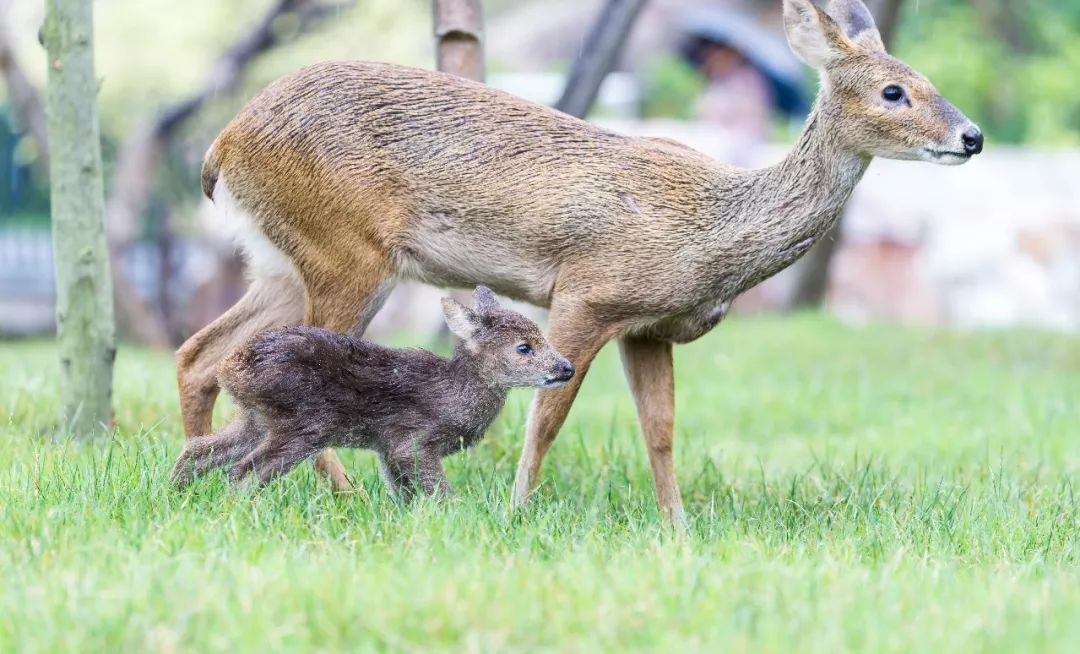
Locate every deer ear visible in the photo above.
<box><xmin>783</xmin><ymin>0</ymin><xmax>854</xmax><ymax>69</ymax></box>
<box><xmin>825</xmin><ymin>0</ymin><xmax>885</xmax><ymax>52</ymax></box>
<box><xmin>441</xmin><ymin>298</ymin><xmax>479</xmax><ymax>340</ymax></box>
<box><xmin>473</xmin><ymin>286</ymin><xmax>500</xmax><ymax>313</ymax></box>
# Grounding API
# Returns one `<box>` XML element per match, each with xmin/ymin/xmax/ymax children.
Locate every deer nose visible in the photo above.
<box><xmin>962</xmin><ymin>127</ymin><xmax>984</xmax><ymax>155</ymax></box>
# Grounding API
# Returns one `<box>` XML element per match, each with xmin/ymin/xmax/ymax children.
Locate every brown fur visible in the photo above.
<box><xmin>171</xmin><ymin>287</ymin><xmax>573</xmax><ymax>497</ymax></box>
<box><xmin>177</xmin><ymin>0</ymin><xmax>982</xmax><ymax>521</ymax></box>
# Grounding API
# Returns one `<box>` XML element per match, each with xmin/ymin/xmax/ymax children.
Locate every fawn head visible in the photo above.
<box><xmin>441</xmin><ymin>287</ymin><xmax>574</xmax><ymax>389</ymax></box>
<box><xmin>784</xmin><ymin>0</ymin><xmax>983</xmax><ymax>165</ymax></box>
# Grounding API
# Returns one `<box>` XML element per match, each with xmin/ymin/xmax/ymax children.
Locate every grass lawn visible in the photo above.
<box><xmin>2</xmin><ymin>314</ymin><xmax>1079</xmax><ymax>652</ymax></box>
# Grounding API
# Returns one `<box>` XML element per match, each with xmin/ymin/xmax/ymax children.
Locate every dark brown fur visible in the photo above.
<box><xmin>170</xmin><ymin>287</ymin><xmax>572</xmax><ymax>498</ymax></box>
<box><xmin>176</xmin><ymin>0</ymin><xmax>982</xmax><ymax>522</ymax></box>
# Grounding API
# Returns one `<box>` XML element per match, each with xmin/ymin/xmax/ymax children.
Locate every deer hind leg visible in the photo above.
<box><xmin>300</xmin><ymin>245</ymin><xmax>397</xmax><ymax>492</ymax></box>
<box><xmin>618</xmin><ymin>336</ymin><xmax>685</xmax><ymax>526</ymax></box>
<box><xmin>511</xmin><ymin>300</ymin><xmax>618</xmax><ymax>509</ymax></box>
<box><xmin>176</xmin><ymin>273</ymin><xmax>304</xmax><ymax>438</ymax></box>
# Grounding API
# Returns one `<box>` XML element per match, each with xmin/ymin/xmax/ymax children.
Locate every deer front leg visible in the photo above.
<box><xmin>618</xmin><ymin>336</ymin><xmax>685</xmax><ymax>526</ymax></box>
<box><xmin>511</xmin><ymin>302</ymin><xmax>617</xmax><ymax>509</ymax></box>
<box><xmin>300</xmin><ymin>247</ymin><xmax>396</xmax><ymax>493</ymax></box>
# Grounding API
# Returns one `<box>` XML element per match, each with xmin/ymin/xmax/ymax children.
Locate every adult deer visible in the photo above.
<box><xmin>177</xmin><ymin>0</ymin><xmax>982</xmax><ymax>521</ymax></box>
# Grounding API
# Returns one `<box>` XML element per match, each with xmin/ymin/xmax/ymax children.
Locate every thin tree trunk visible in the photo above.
<box><xmin>786</xmin><ymin>0</ymin><xmax>904</xmax><ymax>309</ymax></box>
<box><xmin>555</xmin><ymin>0</ymin><xmax>648</xmax><ymax>119</ymax></box>
<box><xmin>42</xmin><ymin>0</ymin><xmax>115</xmax><ymax>436</ymax></box>
<box><xmin>429</xmin><ymin>0</ymin><xmax>484</xmax><ymax>332</ymax></box>
<box><xmin>433</xmin><ymin>0</ymin><xmax>484</xmax><ymax>81</ymax></box>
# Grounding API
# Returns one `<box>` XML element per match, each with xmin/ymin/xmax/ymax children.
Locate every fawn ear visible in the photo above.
<box><xmin>783</xmin><ymin>0</ymin><xmax>854</xmax><ymax>69</ymax></box>
<box><xmin>441</xmin><ymin>298</ymin><xmax>479</xmax><ymax>340</ymax></box>
<box><xmin>473</xmin><ymin>286</ymin><xmax>500</xmax><ymax>313</ymax></box>
<box><xmin>825</xmin><ymin>0</ymin><xmax>885</xmax><ymax>52</ymax></box>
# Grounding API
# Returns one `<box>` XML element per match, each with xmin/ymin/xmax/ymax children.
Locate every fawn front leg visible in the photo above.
<box><xmin>381</xmin><ymin>448</ymin><xmax>451</xmax><ymax>502</ymax></box>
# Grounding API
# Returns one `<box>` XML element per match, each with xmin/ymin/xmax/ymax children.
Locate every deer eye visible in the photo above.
<box><xmin>516</xmin><ymin>343</ymin><xmax>533</xmax><ymax>355</ymax></box>
<box><xmin>882</xmin><ymin>85</ymin><xmax>905</xmax><ymax>102</ymax></box>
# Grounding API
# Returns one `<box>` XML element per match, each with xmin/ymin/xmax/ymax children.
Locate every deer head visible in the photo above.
<box><xmin>784</xmin><ymin>0</ymin><xmax>983</xmax><ymax>165</ymax></box>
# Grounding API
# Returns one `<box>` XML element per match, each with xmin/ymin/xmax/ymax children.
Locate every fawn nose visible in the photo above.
<box><xmin>962</xmin><ymin>127</ymin><xmax>984</xmax><ymax>155</ymax></box>
<box><xmin>556</xmin><ymin>361</ymin><xmax>575</xmax><ymax>381</ymax></box>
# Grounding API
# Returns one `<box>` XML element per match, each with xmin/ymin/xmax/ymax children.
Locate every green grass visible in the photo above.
<box><xmin>2</xmin><ymin>314</ymin><xmax>1079</xmax><ymax>652</ymax></box>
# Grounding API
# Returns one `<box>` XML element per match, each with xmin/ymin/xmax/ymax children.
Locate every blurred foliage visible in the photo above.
<box><xmin>894</xmin><ymin>0</ymin><xmax>1080</xmax><ymax>146</ymax></box>
<box><xmin>639</xmin><ymin>55</ymin><xmax>704</xmax><ymax>121</ymax></box>
<box><xmin>0</xmin><ymin>0</ymin><xmax>431</xmax><ymax>224</ymax></box>
<box><xmin>641</xmin><ymin>0</ymin><xmax>1080</xmax><ymax>146</ymax></box>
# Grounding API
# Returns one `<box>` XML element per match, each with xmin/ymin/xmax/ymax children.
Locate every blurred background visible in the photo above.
<box><xmin>2</xmin><ymin>0</ymin><xmax>1079</xmax><ymax>345</ymax></box>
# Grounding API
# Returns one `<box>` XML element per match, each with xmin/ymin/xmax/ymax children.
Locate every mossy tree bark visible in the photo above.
<box><xmin>42</xmin><ymin>0</ymin><xmax>115</xmax><ymax>436</ymax></box>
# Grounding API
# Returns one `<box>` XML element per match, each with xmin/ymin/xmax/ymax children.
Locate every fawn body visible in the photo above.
<box><xmin>171</xmin><ymin>287</ymin><xmax>573</xmax><ymax>497</ymax></box>
<box><xmin>177</xmin><ymin>0</ymin><xmax>983</xmax><ymax>520</ymax></box>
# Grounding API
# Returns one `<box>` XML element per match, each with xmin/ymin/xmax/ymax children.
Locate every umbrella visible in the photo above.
<box><xmin>679</xmin><ymin>8</ymin><xmax>810</xmax><ymax>118</ymax></box>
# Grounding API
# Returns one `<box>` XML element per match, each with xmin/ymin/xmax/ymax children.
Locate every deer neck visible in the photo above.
<box><xmin>708</xmin><ymin>98</ymin><xmax>871</xmax><ymax>294</ymax></box>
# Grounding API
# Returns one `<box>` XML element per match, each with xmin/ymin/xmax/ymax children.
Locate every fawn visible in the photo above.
<box><xmin>170</xmin><ymin>287</ymin><xmax>573</xmax><ymax>498</ymax></box>
<box><xmin>176</xmin><ymin>0</ymin><xmax>983</xmax><ymax>521</ymax></box>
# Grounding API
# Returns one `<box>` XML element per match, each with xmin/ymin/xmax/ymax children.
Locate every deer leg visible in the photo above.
<box><xmin>170</xmin><ymin>412</ymin><xmax>263</xmax><ymax>488</ymax></box>
<box><xmin>618</xmin><ymin>336</ymin><xmax>685</xmax><ymax>525</ymax></box>
<box><xmin>511</xmin><ymin>302</ymin><xmax>617</xmax><ymax>509</ymax></box>
<box><xmin>176</xmin><ymin>274</ymin><xmax>304</xmax><ymax>437</ymax></box>
<box><xmin>300</xmin><ymin>247</ymin><xmax>396</xmax><ymax>492</ymax></box>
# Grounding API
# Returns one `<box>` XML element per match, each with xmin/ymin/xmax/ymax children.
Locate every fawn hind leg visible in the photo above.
<box><xmin>176</xmin><ymin>273</ymin><xmax>304</xmax><ymax>438</ymax></box>
<box><xmin>170</xmin><ymin>412</ymin><xmax>263</xmax><ymax>488</ymax></box>
<box><xmin>227</xmin><ymin>425</ymin><xmax>325</xmax><ymax>487</ymax></box>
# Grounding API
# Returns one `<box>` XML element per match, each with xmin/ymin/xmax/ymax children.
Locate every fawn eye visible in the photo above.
<box><xmin>516</xmin><ymin>343</ymin><xmax>533</xmax><ymax>355</ymax></box>
<box><xmin>882</xmin><ymin>85</ymin><xmax>905</xmax><ymax>102</ymax></box>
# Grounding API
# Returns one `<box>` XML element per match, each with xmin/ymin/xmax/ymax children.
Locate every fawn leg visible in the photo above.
<box><xmin>176</xmin><ymin>274</ymin><xmax>304</xmax><ymax>438</ymax></box>
<box><xmin>380</xmin><ymin>448</ymin><xmax>451</xmax><ymax>502</ymax></box>
<box><xmin>227</xmin><ymin>434</ymin><xmax>323</xmax><ymax>487</ymax></box>
<box><xmin>170</xmin><ymin>413</ymin><xmax>263</xmax><ymax>488</ymax></box>
<box><xmin>511</xmin><ymin>300</ymin><xmax>618</xmax><ymax>509</ymax></box>
<box><xmin>618</xmin><ymin>336</ymin><xmax>685</xmax><ymax>526</ymax></box>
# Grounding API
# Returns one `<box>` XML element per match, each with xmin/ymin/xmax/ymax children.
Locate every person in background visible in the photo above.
<box><xmin>679</xmin><ymin>9</ymin><xmax>809</xmax><ymax>160</ymax></box>
<box><xmin>685</xmin><ymin>36</ymin><xmax>774</xmax><ymax>142</ymax></box>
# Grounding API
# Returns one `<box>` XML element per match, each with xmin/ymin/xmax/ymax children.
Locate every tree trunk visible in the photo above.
<box><xmin>42</xmin><ymin>0</ymin><xmax>116</xmax><ymax>436</ymax></box>
<box><xmin>433</xmin><ymin>0</ymin><xmax>484</xmax><ymax>81</ymax></box>
<box><xmin>555</xmin><ymin>0</ymin><xmax>648</xmax><ymax>119</ymax></box>
<box><xmin>786</xmin><ymin>0</ymin><xmax>904</xmax><ymax>309</ymax></box>
<box><xmin>428</xmin><ymin>0</ymin><xmax>484</xmax><ymax>330</ymax></box>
